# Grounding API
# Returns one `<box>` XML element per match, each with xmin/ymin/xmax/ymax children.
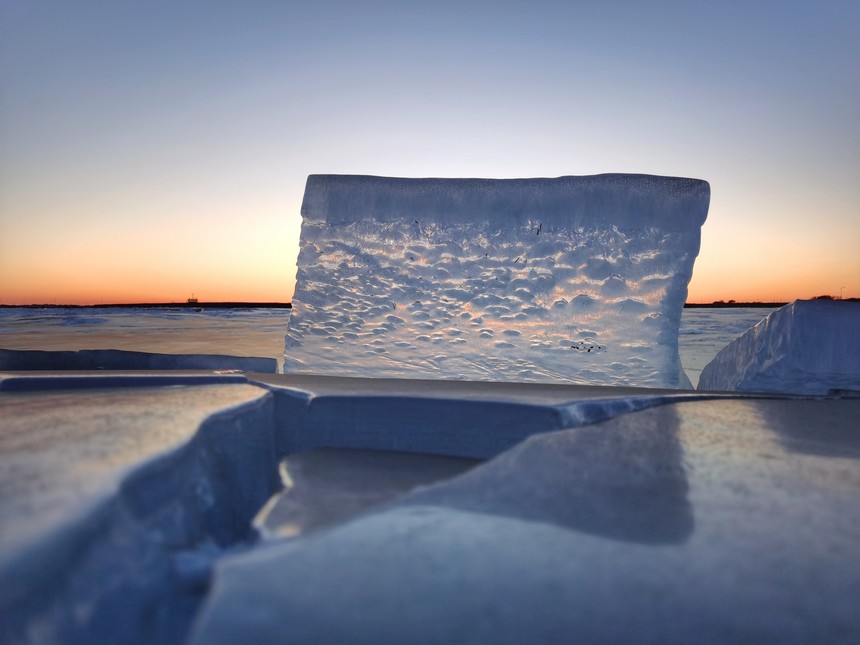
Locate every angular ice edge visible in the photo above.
<box><xmin>286</xmin><ymin>174</ymin><xmax>710</xmax><ymax>388</ymax></box>
<box><xmin>698</xmin><ymin>300</ymin><xmax>860</xmax><ymax>395</ymax></box>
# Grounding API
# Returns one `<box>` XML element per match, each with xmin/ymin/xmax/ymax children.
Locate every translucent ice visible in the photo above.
<box><xmin>285</xmin><ymin>175</ymin><xmax>710</xmax><ymax>387</ymax></box>
<box><xmin>698</xmin><ymin>300</ymin><xmax>860</xmax><ymax>394</ymax></box>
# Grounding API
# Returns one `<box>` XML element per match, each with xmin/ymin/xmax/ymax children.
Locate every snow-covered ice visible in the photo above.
<box><xmin>698</xmin><ymin>300</ymin><xmax>860</xmax><ymax>394</ymax></box>
<box><xmin>285</xmin><ymin>174</ymin><xmax>710</xmax><ymax>388</ymax></box>
<box><xmin>0</xmin><ymin>306</ymin><xmax>291</xmax><ymax>370</ymax></box>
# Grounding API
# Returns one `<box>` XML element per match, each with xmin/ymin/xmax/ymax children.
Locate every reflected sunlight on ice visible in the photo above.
<box><xmin>285</xmin><ymin>175</ymin><xmax>710</xmax><ymax>387</ymax></box>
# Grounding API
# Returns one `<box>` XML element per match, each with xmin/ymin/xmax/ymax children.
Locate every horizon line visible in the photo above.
<box><xmin>4</xmin><ymin>298</ymin><xmax>856</xmax><ymax>309</ymax></box>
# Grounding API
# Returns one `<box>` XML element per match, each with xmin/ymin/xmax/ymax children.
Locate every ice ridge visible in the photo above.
<box><xmin>698</xmin><ymin>300</ymin><xmax>860</xmax><ymax>394</ymax></box>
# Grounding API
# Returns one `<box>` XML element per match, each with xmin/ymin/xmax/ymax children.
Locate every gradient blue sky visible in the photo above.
<box><xmin>1</xmin><ymin>0</ymin><xmax>858</xmax><ymax>304</ymax></box>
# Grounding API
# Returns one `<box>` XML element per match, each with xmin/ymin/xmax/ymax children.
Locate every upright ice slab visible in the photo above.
<box><xmin>698</xmin><ymin>300</ymin><xmax>860</xmax><ymax>394</ymax></box>
<box><xmin>286</xmin><ymin>175</ymin><xmax>710</xmax><ymax>387</ymax></box>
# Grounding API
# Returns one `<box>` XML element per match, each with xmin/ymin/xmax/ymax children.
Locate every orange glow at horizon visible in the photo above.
<box><xmin>2</xmin><ymin>173</ymin><xmax>857</xmax><ymax>307</ymax></box>
<box><xmin>4</xmin><ymin>256</ymin><xmax>854</xmax><ymax>306</ymax></box>
<box><xmin>3</xmin><ymin>200</ymin><xmax>856</xmax><ymax>305</ymax></box>
<box><xmin>0</xmin><ymin>211</ymin><xmax>299</xmax><ymax>305</ymax></box>
<box><xmin>0</xmin><ymin>273</ymin><xmax>297</xmax><ymax>306</ymax></box>
<box><xmin>2</xmin><ymin>2</ymin><xmax>858</xmax><ymax>309</ymax></box>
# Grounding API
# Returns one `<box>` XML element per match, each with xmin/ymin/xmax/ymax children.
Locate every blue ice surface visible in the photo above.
<box><xmin>189</xmin><ymin>394</ymin><xmax>860</xmax><ymax>645</ymax></box>
<box><xmin>3</xmin><ymin>369</ymin><xmax>860</xmax><ymax>644</ymax></box>
<box><xmin>0</xmin><ymin>371</ymin><xmax>712</xmax><ymax>644</ymax></box>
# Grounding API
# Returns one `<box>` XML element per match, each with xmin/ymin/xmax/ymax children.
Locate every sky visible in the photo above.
<box><xmin>1</xmin><ymin>0</ymin><xmax>858</xmax><ymax>305</ymax></box>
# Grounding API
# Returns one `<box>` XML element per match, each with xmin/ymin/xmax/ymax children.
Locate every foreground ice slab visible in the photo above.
<box><xmin>0</xmin><ymin>376</ymin><xmax>280</xmax><ymax>644</ymax></box>
<box><xmin>286</xmin><ymin>174</ymin><xmax>709</xmax><ymax>388</ymax></box>
<box><xmin>191</xmin><ymin>397</ymin><xmax>860</xmax><ymax>644</ymax></box>
<box><xmin>4</xmin><ymin>371</ymin><xmax>859</xmax><ymax>643</ymax></box>
<box><xmin>698</xmin><ymin>300</ymin><xmax>860</xmax><ymax>394</ymax></box>
<box><xmin>1</xmin><ymin>372</ymin><xmax>705</xmax><ymax>644</ymax></box>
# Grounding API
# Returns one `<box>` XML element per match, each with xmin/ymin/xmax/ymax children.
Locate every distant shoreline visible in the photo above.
<box><xmin>0</xmin><ymin>301</ymin><xmax>788</xmax><ymax>309</ymax></box>
<box><xmin>683</xmin><ymin>302</ymin><xmax>787</xmax><ymax>308</ymax></box>
<box><xmin>2</xmin><ymin>300</ymin><xmax>855</xmax><ymax>309</ymax></box>
<box><xmin>686</xmin><ymin>299</ymin><xmax>856</xmax><ymax>307</ymax></box>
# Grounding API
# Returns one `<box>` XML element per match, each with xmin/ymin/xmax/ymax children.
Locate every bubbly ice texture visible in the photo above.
<box><xmin>698</xmin><ymin>300</ymin><xmax>860</xmax><ymax>394</ymax></box>
<box><xmin>286</xmin><ymin>175</ymin><xmax>710</xmax><ymax>387</ymax></box>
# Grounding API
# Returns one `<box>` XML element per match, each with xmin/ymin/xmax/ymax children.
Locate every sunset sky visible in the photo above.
<box><xmin>1</xmin><ymin>1</ymin><xmax>858</xmax><ymax>305</ymax></box>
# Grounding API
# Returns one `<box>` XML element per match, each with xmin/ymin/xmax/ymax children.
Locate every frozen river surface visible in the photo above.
<box><xmin>5</xmin><ymin>303</ymin><xmax>860</xmax><ymax>645</ymax></box>
<box><xmin>0</xmin><ymin>306</ymin><xmax>775</xmax><ymax>387</ymax></box>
